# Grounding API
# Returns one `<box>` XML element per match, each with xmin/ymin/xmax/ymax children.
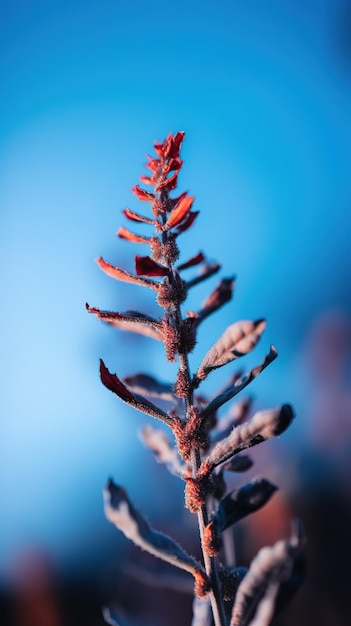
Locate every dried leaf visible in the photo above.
<box><xmin>199</xmin><ymin>404</ymin><xmax>295</xmax><ymax>475</ymax></box>
<box><xmin>186</xmin><ymin>262</ymin><xmax>221</xmax><ymax>289</ymax></box>
<box><xmin>117</xmin><ymin>226</ymin><xmax>150</xmax><ymax>244</ymax></box>
<box><xmin>177</xmin><ymin>252</ymin><xmax>205</xmax><ymax>271</ymax></box>
<box><xmin>97</xmin><ymin>257</ymin><xmax>159</xmax><ymax>290</ymax></box>
<box><xmin>230</xmin><ymin>535</ymin><xmax>303</xmax><ymax>626</ymax></box>
<box><xmin>163</xmin><ymin>195</ymin><xmax>195</xmax><ymax>230</ymax></box>
<box><xmin>175</xmin><ymin>210</ymin><xmax>199</xmax><ymax>233</ymax></box>
<box><xmin>221</xmin><ymin>455</ymin><xmax>253</xmax><ymax>473</ymax></box>
<box><xmin>123</xmin><ymin>373</ymin><xmax>175</xmax><ymax>401</ymax></box>
<box><xmin>197</xmin><ymin>277</ymin><xmax>235</xmax><ymax>321</ymax></box>
<box><xmin>214</xmin><ymin>478</ymin><xmax>278</xmax><ymax>532</ymax></box>
<box><xmin>104</xmin><ymin>479</ymin><xmax>210</xmax><ymax>597</ymax></box>
<box><xmin>139</xmin><ymin>425</ymin><xmax>186</xmax><ymax>477</ymax></box>
<box><xmin>212</xmin><ymin>397</ymin><xmax>252</xmax><ymax>443</ymax></box>
<box><xmin>86</xmin><ymin>305</ymin><xmax>163</xmax><ymax>341</ymax></box>
<box><xmin>135</xmin><ymin>255</ymin><xmax>169</xmax><ymax>277</ymax></box>
<box><xmin>131</xmin><ymin>185</ymin><xmax>155</xmax><ymax>201</ymax></box>
<box><xmin>100</xmin><ymin>360</ymin><xmax>173</xmax><ymax>425</ymax></box>
<box><xmin>122</xmin><ymin>208</ymin><xmax>154</xmax><ymax>224</ymax></box>
<box><xmin>196</xmin><ymin>319</ymin><xmax>266</xmax><ymax>382</ymax></box>
<box><xmin>199</xmin><ymin>347</ymin><xmax>278</xmax><ymax>414</ymax></box>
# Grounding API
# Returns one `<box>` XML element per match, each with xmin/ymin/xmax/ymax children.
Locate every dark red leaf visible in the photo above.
<box><xmin>100</xmin><ymin>359</ymin><xmax>134</xmax><ymax>401</ymax></box>
<box><xmin>117</xmin><ymin>226</ymin><xmax>150</xmax><ymax>244</ymax></box>
<box><xmin>164</xmin><ymin>131</ymin><xmax>185</xmax><ymax>158</ymax></box>
<box><xmin>122</xmin><ymin>208</ymin><xmax>154</xmax><ymax>224</ymax></box>
<box><xmin>167</xmin><ymin>157</ymin><xmax>183</xmax><ymax>172</ymax></box>
<box><xmin>170</xmin><ymin>191</ymin><xmax>188</xmax><ymax>210</ymax></box>
<box><xmin>175</xmin><ymin>211</ymin><xmax>199</xmax><ymax>233</ymax></box>
<box><xmin>132</xmin><ymin>185</ymin><xmax>155</xmax><ymax>202</ymax></box>
<box><xmin>177</xmin><ymin>252</ymin><xmax>205</xmax><ymax>271</ymax></box>
<box><xmin>164</xmin><ymin>195</ymin><xmax>195</xmax><ymax>230</ymax></box>
<box><xmin>135</xmin><ymin>255</ymin><xmax>169</xmax><ymax>277</ymax></box>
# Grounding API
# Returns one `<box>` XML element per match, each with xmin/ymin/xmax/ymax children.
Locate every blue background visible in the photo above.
<box><xmin>1</xmin><ymin>0</ymin><xmax>350</xmax><ymax>583</ymax></box>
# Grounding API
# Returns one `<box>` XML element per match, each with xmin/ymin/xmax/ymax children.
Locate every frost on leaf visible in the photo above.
<box><xmin>200</xmin><ymin>346</ymin><xmax>278</xmax><ymax>415</ymax></box>
<box><xmin>195</xmin><ymin>319</ymin><xmax>267</xmax><ymax>382</ymax></box>
<box><xmin>199</xmin><ymin>404</ymin><xmax>295</xmax><ymax>475</ymax></box>
<box><xmin>230</xmin><ymin>534</ymin><xmax>304</xmax><ymax>626</ymax></box>
<box><xmin>86</xmin><ymin>305</ymin><xmax>163</xmax><ymax>341</ymax></box>
<box><xmin>104</xmin><ymin>479</ymin><xmax>210</xmax><ymax>598</ymax></box>
<box><xmin>100</xmin><ymin>360</ymin><xmax>173</xmax><ymax>426</ymax></box>
<box><xmin>214</xmin><ymin>478</ymin><xmax>278</xmax><ymax>532</ymax></box>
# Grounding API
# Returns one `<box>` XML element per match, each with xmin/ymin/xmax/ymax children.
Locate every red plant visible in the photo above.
<box><xmin>87</xmin><ymin>132</ymin><xmax>304</xmax><ymax>626</ymax></box>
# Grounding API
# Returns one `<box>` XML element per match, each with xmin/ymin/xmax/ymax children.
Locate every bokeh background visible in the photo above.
<box><xmin>1</xmin><ymin>1</ymin><xmax>351</xmax><ymax>624</ymax></box>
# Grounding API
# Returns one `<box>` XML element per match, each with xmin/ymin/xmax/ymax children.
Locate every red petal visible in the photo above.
<box><xmin>100</xmin><ymin>359</ymin><xmax>134</xmax><ymax>401</ymax></box>
<box><xmin>176</xmin><ymin>211</ymin><xmax>199</xmax><ymax>233</ymax></box>
<box><xmin>165</xmin><ymin>195</ymin><xmax>194</xmax><ymax>229</ymax></box>
<box><xmin>123</xmin><ymin>208</ymin><xmax>154</xmax><ymax>224</ymax></box>
<box><xmin>117</xmin><ymin>226</ymin><xmax>150</xmax><ymax>244</ymax></box>
<box><xmin>132</xmin><ymin>185</ymin><xmax>155</xmax><ymax>202</ymax></box>
<box><xmin>135</xmin><ymin>255</ymin><xmax>169</xmax><ymax>277</ymax></box>
<box><xmin>177</xmin><ymin>252</ymin><xmax>205</xmax><ymax>270</ymax></box>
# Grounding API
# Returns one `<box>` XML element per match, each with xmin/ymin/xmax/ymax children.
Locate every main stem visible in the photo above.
<box><xmin>158</xmin><ymin>183</ymin><xmax>227</xmax><ymax>625</ymax></box>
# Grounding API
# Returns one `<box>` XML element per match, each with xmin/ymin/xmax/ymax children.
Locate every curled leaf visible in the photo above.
<box><xmin>123</xmin><ymin>374</ymin><xmax>175</xmax><ymax>401</ymax></box>
<box><xmin>86</xmin><ymin>305</ymin><xmax>163</xmax><ymax>341</ymax></box>
<box><xmin>117</xmin><ymin>226</ymin><xmax>150</xmax><ymax>244</ymax></box>
<box><xmin>214</xmin><ymin>478</ymin><xmax>278</xmax><ymax>532</ymax></box>
<box><xmin>100</xmin><ymin>360</ymin><xmax>173</xmax><ymax>425</ymax></box>
<box><xmin>175</xmin><ymin>210</ymin><xmax>199</xmax><ymax>233</ymax></box>
<box><xmin>104</xmin><ymin>479</ymin><xmax>210</xmax><ymax>597</ymax></box>
<box><xmin>131</xmin><ymin>185</ymin><xmax>155</xmax><ymax>201</ymax></box>
<box><xmin>199</xmin><ymin>404</ymin><xmax>295</xmax><ymax>475</ymax></box>
<box><xmin>163</xmin><ymin>195</ymin><xmax>195</xmax><ymax>230</ymax></box>
<box><xmin>230</xmin><ymin>535</ymin><xmax>303</xmax><ymax>626</ymax></box>
<box><xmin>97</xmin><ymin>257</ymin><xmax>159</xmax><ymax>290</ymax></box>
<box><xmin>122</xmin><ymin>208</ymin><xmax>154</xmax><ymax>224</ymax></box>
<box><xmin>199</xmin><ymin>347</ymin><xmax>278</xmax><ymax>415</ymax></box>
<box><xmin>139</xmin><ymin>425</ymin><xmax>187</xmax><ymax>478</ymax></box>
<box><xmin>135</xmin><ymin>255</ymin><xmax>169</xmax><ymax>277</ymax></box>
<box><xmin>221</xmin><ymin>454</ymin><xmax>253</xmax><ymax>473</ymax></box>
<box><xmin>197</xmin><ymin>277</ymin><xmax>235</xmax><ymax>322</ymax></box>
<box><xmin>196</xmin><ymin>319</ymin><xmax>267</xmax><ymax>382</ymax></box>
<box><xmin>186</xmin><ymin>262</ymin><xmax>221</xmax><ymax>289</ymax></box>
<box><xmin>177</xmin><ymin>252</ymin><xmax>205</xmax><ymax>271</ymax></box>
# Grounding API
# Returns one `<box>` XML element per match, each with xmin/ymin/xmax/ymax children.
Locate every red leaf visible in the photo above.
<box><xmin>97</xmin><ymin>257</ymin><xmax>159</xmax><ymax>289</ymax></box>
<box><xmin>158</xmin><ymin>171</ymin><xmax>178</xmax><ymax>191</ymax></box>
<box><xmin>146</xmin><ymin>155</ymin><xmax>161</xmax><ymax>171</ymax></box>
<box><xmin>177</xmin><ymin>252</ymin><xmax>205</xmax><ymax>271</ymax></box>
<box><xmin>170</xmin><ymin>191</ymin><xmax>188</xmax><ymax>210</ymax></box>
<box><xmin>166</xmin><ymin>157</ymin><xmax>183</xmax><ymax>172</ymax></box>
<box><xmin>175</xmin><ymin>211</ymin><xmax>199</xmax><ymax>233</ymax></box>
<box><xmin>139</xmin><ymin>174</ymin><xmax>154</xmax><ymax>185</ymax></box>
<box><xmin>164</xmin><ymin>195</ymin><xmax>194</xmax><ymax>229</ymax></box>
<box><xmin>135</xmin><ymin>255</ymin><xmax>169</xmax><ymax>277</ymax></box>
<box><xmin>132</xmin><ymin>185</ymin><xmax>155</xmax><ymax>202</ymax></box>
<box><xmin>100</xmin><ymin>359</ymin><xmax>134</xmax><ymax>401</ymax></box>
<box><xmin>164</xmin><ymin>131</ymin><xmax>185</xmax><ymax>159</ymax></box>
<box><xmin>122</xmin><ymin>208</ymin><xmax>154</xmax><ymax>224</ymax></box>
<box><xmin>117</xmin><ymin>226</ymin><xmax>150</xmax><ymax>244</ymax></box>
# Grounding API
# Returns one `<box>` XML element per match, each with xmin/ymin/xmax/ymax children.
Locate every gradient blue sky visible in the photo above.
<box><xmin>1</xmin><ymin>0</ymin><xmax>350</xmax><ymax>581</ymax></box>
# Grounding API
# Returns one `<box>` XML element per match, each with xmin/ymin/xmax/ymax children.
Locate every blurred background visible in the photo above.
<box><xmin>1</xmin><ymin>0</ymin><xmax>350</xmax><ymax>624</ymax></box>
